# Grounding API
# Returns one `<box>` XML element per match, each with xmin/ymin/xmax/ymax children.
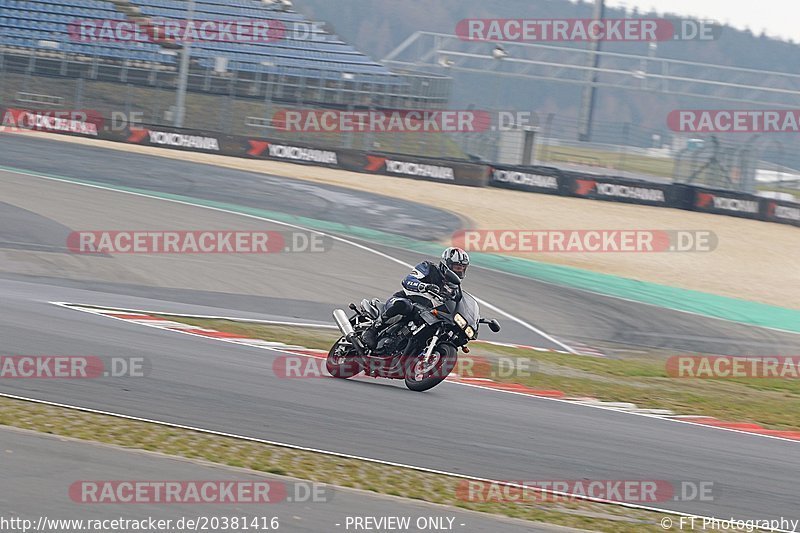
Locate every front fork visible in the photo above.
<box><xmin>422</xmin><ymin>327</ymin><xmax>441</xmax><ymax>364</ymax></box>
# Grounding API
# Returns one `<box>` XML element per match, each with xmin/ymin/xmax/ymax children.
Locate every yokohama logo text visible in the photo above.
<box><xmin>385</xmin><ymin>160</ymin><xmax>455</xmax><ymax>180</ymax></box>
<box><xmin>147</xmin><ymin>130</ymin><xmax>220</xmax><ymax>151</ymax></box>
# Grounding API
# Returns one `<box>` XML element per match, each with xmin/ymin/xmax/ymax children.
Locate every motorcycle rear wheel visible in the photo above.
<box><xmin>326</xmin><ymin>338</ymin><xmax>363</xmax><ymax>379</ymax></box>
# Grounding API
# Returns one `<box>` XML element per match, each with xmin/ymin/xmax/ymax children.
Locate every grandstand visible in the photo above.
<box><xmin>0</xmin><ymin>0</ymin><xmax>451</xmax><ymax>125</ymax></box>
<box><xmin>1</xmin><ymin>0</ymin><xmax>395</xmax><ymax>79</ymax></box>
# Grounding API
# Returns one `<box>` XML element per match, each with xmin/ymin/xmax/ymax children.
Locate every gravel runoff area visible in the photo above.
<box><xmin>4</xmin><ymin>131</ymin><xmax>797</xmax><ymax>309</ymax></box>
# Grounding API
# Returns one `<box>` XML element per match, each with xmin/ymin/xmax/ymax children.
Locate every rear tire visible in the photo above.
<box><xmin>404</xmin><ymin>343</ymin><xmax>458</xmax><ymax>392</ymax></box>
<box><xmin>326</xmin><ymin>338</ymin><xmax>363</xmax><ymax>379</ymax></box>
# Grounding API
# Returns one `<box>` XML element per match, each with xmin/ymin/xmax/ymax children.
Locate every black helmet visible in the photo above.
<box><xmin>440</xmin><ymin>247</ymin><xmax>470</xmax><ymax>279</ymax></box>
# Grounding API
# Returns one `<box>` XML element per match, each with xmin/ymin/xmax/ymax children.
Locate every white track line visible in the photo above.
<box><xmin>4</xmin><ymin>162</ymin><xmax>799</xmax><ymax>339</ymax></box>
<box><xmin>11</xmin><ymin>170</ymin><xmax>800</xmax><ymax>437</ymax></box>
<box><xmin>49</xmin><ymin>302</ymin><xmax>339</xmax><ymax>329</ymax></box>
<box><xmin>2</xmin><ymin>166</ymin><xmax>577</xmax><ymax>354</ymax></box>
<box><xmin>52</xmin><ymin>301</ymin><xmax>800</xmax><ymax>445</ymax></box>
<box><xmin>51</xmin><ymin>302</ymin><xmax>327</xmax><ymax>359</ymax></box>
<box><xmin>0</xmin><ymin>392</ymin><xmax>791</xmax><ymax>532</ymax></box>
<box><xmin>52</xmin><ymin>302</ymin><xmax>569</xmax><ymax>353</ymax></box>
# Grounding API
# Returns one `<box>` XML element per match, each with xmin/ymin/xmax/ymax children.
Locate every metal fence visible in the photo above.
<box><xmin>454</xmin><ymin>109</ymin><xmax>800</xmax><ymax>196</ymax></box>
<box><xmin>0</xmin><ymin>47</ymin><xmax>459</xmax><ymax>156</ymax></box>
<box><xmin>2</xmin><ymin>47</ymin><xmax>798</xmax><ymax>198</ymax></box>
<box><xmin>384</xmin><ymin>30</ymin><xmax>800</xmax><ymax>197</ymax></box>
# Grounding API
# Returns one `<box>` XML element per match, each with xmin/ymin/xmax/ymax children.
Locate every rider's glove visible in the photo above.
<box><xmin>423</xmin><ymin>283</ymin><xmax>441</xmax><ymax>295</ymax></box>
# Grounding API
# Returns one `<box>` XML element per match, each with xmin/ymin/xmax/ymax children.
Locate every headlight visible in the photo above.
<box><xmin>453</xmin><ymin>313</ymin><xmax>467</xmax><ymax>329</ymax></box>
<box><xmin>464</xmin><ymin>326</ymin><xmax>475</xmax><ymax>339</ymax></box>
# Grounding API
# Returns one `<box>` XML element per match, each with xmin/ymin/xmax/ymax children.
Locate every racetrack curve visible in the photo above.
<box><xmin>0</xmin><ymin>134</ymin><xmax>799</xmax><ymax>526</ymax></box>
<box><xmin>2</xmin><ymin>134</ymin><xmax>799</xmax><ymax>355</ymax></box>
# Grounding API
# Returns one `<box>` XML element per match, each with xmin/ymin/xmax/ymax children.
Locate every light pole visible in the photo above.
<box><xmin>174</xmin><ymin>0</ymin><xmax>196</xmax><ymax>128</ymax></box>
<box><xmin>577</xmin><ymin>0</ymin><xmax>605</xmax><ymax>142</ymax></box>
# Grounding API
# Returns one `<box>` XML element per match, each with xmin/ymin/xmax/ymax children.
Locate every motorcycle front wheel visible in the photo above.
<box><xmin>326</xmin><ymin>337</ymin><xmax>363</xmax><ymax>379</ymax></box>
<box><xmin>404</xmin><ymin>343</ymin><xmax>458</xmax><ymax>392</ymax></box>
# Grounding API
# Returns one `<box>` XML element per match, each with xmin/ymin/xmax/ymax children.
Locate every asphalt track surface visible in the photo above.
<box><xmin>1</xmin><ymin>281</ymin><xmax>798</xmax><ymax>524</ymax></box>
<box><xmin>0</xmin><ymin>134</ymin><xmax>799</xmax><ymax>527</ymax></box>
<box><xmin>1</xmin><ymin>427</ymin><xmax>543</xmax><ymax>533</ymax></box>
<box><xmin>0</xmin><ymin>133</ymin><xmax>461</xmax><ymax>242</ymax></box>
<box><xmin>2</xmin><ymin>133</ymin><xmax>799</xmax><ymax>353</ymax></box>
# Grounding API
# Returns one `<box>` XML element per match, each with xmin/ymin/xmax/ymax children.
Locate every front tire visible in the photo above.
<box><xmin>326</xmin><ymin>338</ymin><xmax>363</xmax><ymax>379</ymax></box>
<box><xmin>404</xmin><ymin>343</ymin><xmax>458</xmax><ymax>392</ymax></box>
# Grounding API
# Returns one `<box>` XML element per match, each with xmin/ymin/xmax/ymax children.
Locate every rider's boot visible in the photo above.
<box><xmin>361</xmin><ymin>316</ymin><xmax>383</xmax><ymax>350</ymax></box>
<box><xmin>361</xmin><ymin>297</ymin><xmax>411</xmax><ymax>351</ymax></box>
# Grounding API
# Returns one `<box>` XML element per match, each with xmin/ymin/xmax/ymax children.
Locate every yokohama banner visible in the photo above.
<box><xmin>3</xmin><ymin>107</ymin><xmax>794</xmax><ymax>227</ymax></box>
<box><xmin>126</xmin><ymin>126</ymin><xmax>233</xmax><ymax>153</ymax></box>
<box><xmin>762</xmin><ymin>198</ymin><xmax>800</xmax><ymax>227</ymax></box>
<box><xmin>488</xmin><ymin>165</ymin><xmax>565</xmax><ymax>195</ymax></box>
<box><xmin>691</xmin><ymin>187</ymin><xmax>764</xmax><ymax>220</ymax></box>
<box><xmin>356</xmin><ymin>153</ymin><xmax>489</xmax><ymax>187</ymax></box>
<box><xmin>245</xmin><ymin>139</ymin><xmax>342</xmax><ymax>167</ymax></box>
<box><xmin>564</xmin><ymin>172</ymin><xmax>674</xmax><ymax>206</ymax></box>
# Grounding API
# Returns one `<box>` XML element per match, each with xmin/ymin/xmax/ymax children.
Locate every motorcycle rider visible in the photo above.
<box><xmin>361</xmin><ymin>247</ymin><xmax>470</xmax><ymax>351</ymax></box>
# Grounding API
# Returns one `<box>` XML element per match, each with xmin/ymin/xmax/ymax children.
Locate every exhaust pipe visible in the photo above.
<box><xmin>333</xmin><ymin>308</ymin><xmax>355</xmax><ymax>337</ymax></box>
<box><xmin>333</xmin><ymin>308</ymin><xmax>365</xmax><ymax>354</ymax></box>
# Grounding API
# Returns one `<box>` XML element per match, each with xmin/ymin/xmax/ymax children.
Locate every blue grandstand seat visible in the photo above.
<box><xmin>0</xmin><ymin>0</ymin><xmax>401</xmax><ymax>87</ymax></box>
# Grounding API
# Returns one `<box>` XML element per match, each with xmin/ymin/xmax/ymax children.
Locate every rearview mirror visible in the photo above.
<box><xmin>488</xmin><ymin>319</ymin><xmax>501</xmax><ymax>332</ymax></box>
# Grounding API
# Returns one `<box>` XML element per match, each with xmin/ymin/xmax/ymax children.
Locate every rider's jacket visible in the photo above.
<box><xmin>400</xmin><ymin>261</ymin><xmax>446</xmax><ymax>295</ymax></box>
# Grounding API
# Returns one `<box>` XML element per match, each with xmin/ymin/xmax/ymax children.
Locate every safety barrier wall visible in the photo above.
<box><xmin>1</xmin><ymin>107</ymin><xmax>795</xmax><ymax>227</ymax></box>
<box><xmin>489</xmin><ymin>163</ymin><xmax>798</xmax><ymax>227</ymax></box>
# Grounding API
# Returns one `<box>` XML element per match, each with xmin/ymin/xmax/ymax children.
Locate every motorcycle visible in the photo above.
<box><xmin>327</xmin><ymin>268</ymin><xmax>501</xmax><ymax>392</ymax></box>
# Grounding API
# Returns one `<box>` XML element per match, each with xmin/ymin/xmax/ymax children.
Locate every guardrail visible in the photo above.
<box><xmin>2</xmin><ymin>105</ymin><xmax>796</xmax><ymax>227</ymax></box>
